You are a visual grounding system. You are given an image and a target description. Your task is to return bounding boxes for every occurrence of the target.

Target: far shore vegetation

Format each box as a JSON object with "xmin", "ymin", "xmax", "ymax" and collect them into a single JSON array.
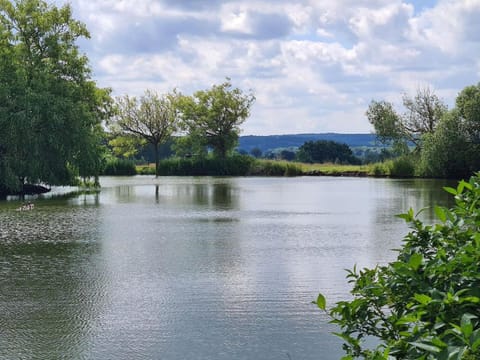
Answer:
[
  {"xmin": 131, "ymin": 159, "xmax": 372, "ymax": 178},
  {"xmin": 100, "ymin": 156, "xmax": 440, "ymax": 179}
]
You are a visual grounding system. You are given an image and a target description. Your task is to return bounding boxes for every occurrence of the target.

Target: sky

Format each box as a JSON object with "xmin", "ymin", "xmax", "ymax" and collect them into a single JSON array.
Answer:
[{"xmin": 62, "ymin": 0, "xmax": 480, "ymax": 135}]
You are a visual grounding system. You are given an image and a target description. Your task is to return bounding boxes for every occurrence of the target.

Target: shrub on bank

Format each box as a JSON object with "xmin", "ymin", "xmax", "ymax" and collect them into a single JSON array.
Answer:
[
  {"xmin": 387, "ymin": 156, "xmax": 416, "ymax": 177},
  {"xmin": 315, "ymin": 174, "xmax": 480, "ymax": 359},
  {"xmin": 368, "ymin": 162, "xmax": 389, "ymax": 177}
]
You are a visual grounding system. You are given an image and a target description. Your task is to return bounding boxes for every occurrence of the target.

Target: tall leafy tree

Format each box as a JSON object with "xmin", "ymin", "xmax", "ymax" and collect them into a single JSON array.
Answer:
[
  {"xmin": 455, "ymin": 82, "xmax": 480, "ymax": 142},
  {"xmin": 420, "ymin": 83, "xmax": 480, "ymax": 179},
  {"xmin": 178, "ymin": 80, "xmax": 255, "ymax": 159},
  {"xmin": 0, "ymin": 0, "xmax": 111, "ymax": 194},
  {"xmin": 110, "ymin": 90, "xmax": 180, "ymax": 177},
  {"xmin": 366, "ymin": 87, "xmax": 447, "ymax": 151}
]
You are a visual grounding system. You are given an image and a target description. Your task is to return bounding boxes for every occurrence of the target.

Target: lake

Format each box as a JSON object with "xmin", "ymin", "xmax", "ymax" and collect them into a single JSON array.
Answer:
[{"xmin": 0, "ymin": 176, "xmax": 453, "ymax": 360}]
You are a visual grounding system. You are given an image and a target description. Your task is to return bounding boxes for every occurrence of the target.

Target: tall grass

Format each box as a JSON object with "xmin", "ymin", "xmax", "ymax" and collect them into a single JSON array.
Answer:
[
  {"xmin": 102, "ymin": 158, "xmax": 137, "ymax": 176},
  {"xmin": 143, "ymin": 155, "xmax": 255, "ymax": 176},
  {"xmin": 249, "ymin": 160, "xmax": 302, "ymax": 176},
  {"xmin": 135, "ymin": 157, "xmax": 421, "ymax": 178}
]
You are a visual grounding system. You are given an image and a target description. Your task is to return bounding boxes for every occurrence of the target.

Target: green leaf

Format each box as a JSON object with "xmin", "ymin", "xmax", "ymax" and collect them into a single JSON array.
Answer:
[
  {"xmin": 333, "ymin": 332, "xmax": 359, "ymax": 346},
  {"xmin": 460, "ymin": 313, "xmax": 476, "ymax": 338},
  {"xmin": 434, "ymin": 206, "xmax": 447, "ymax": 223},
  {"xmin": 397, "ymin": 208, "xmax": 415, "ymax": 222},
  {"xmin": 414, "ymin": 293, "xmax": 432, "ymax": 305},
  {"xmin": 314, "ymin": 293, "xmax": 326, "ymax": 311},
  {"xmin": 431, "ymin": 337, "xmax": 447, "ymax": 349},
  {"xmin": 471, "ymin": 329, "xmax": 480, "ymax": 351},
  {"xmin": 409, "ymin": 342, "xmax": 441, "ymax": 353},
  {"xmin": 458, "ymin": 180, "xmax": 472, "ymax": 192},
  {"xmin": 409, "ymin": 253, "xmax": 423, "ymax": 271},
  {"xmin": 443, "ymin": 186, "xmax": 457, "ymax": 195}
]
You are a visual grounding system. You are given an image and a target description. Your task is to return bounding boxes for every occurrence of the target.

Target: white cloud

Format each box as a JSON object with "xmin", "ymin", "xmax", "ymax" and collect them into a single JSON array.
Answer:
[
  {"xmin": 348, "ymin": 3, "xmax": 414, "ymax": 40},
  {"xmin": 58, "ymin": 0, "xmax": 480, "ymax": 135},
  {"xmin": 408, "ymin": 0, "xmax": 480, "ymax": 54}
]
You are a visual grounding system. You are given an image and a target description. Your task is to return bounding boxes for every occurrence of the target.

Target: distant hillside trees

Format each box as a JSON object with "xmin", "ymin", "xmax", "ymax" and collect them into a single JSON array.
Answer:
[
  {"xmin": 0, "ymin": 0, "xmax": 111, "ymax": 195},
  {"xmin": 296, "ymin": 140, "xmax": 360, "ymax": 164}
]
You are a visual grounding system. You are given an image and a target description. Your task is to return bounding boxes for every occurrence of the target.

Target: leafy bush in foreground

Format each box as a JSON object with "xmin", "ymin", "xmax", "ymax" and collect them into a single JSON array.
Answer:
[{"xmin": 315, "ymin": 174, "xmax": 480, "ymax": 359}]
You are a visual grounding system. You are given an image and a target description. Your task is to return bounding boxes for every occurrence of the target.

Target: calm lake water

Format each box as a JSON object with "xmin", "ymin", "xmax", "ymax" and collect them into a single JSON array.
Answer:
[{"xmin": 0, "ymin": 176, "xmax": 453, "ymax": 360}]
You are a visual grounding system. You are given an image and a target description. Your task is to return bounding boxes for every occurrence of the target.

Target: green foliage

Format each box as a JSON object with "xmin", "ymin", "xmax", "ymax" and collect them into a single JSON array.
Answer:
[
  {"xmin": 171, "ymin": 135, "xmax": 208, "ymax": 159},
  {"xmin": 419, "ymin": 108, "xmax": 480, "ymax": 179},
  {"xmin": 108, "ymin": 134, "xmax": 146, "ymax": 159},
  {"xmin": 110, "ymin": 90, "xmax": 180, "ymax": 177},
  {"xmin": 369, "ymin": 84, "xmax": 480, "ymax": 179},
  {"xmin": 369, "ymin": 162, "xmax": 389, "ymax": 177},
  {"xmin": 367, "ymin": 87, "xmax": 446, "ymax": 151},
  {"xmin": 456, "ymin": 83, "xmax": 480, "ymax": 140},
  {"xmin": 296, "ymin": 140, "xmax": 360, "ymax": 164},
  {"xmin": 0, "ymin": 0, "xmax": 111, "ymax": 194},
  {"xmin": 157, "ymin": 154, "xmax": 254, "ymax": 176},
  {"xmin": 317, "ymin": 174, "xmax": 480, "ymax": 359},
  {"xmin": 138, "ymin": 157, "xmax": 303, "ymax": 177},
  {"xmin": 250, "ymin": 160, "xmax": 303, "ymax": 176},
  {"xmin": 102, "ymin": 158, "xmax": 137, "ymax": 176},
  {"xmin": 386, "ymin": 156, "xmax": 416, "ymax": 178},
  {"xmin": 177, "ymin": 79, "xmax": 255, "ymax": 159},
  {"xmin": 366, "ymin": 100, "xmax": 403, "ymax": 144}
]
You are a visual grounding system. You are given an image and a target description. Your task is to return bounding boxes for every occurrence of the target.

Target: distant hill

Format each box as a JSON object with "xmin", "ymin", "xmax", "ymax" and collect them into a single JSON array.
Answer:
[{"xmin": 238, "ymin": 133, "xmax": 380, "ymax": 153}]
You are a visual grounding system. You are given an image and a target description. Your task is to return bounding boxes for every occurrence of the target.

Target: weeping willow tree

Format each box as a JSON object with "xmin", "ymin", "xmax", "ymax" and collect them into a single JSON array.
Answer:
[{"xmin": 0, "ymin": 0, "xmax": 111, "ymax": 195}]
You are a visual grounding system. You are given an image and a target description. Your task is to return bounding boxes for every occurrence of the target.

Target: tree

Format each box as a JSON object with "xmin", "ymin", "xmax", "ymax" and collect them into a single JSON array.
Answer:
[
  {"xmin": 178, "ymin": 80, "xmax": 255, "ymax": 159},
  {"xmin": 107, "ymin": 134, "xmax": 146, "ymax": 160},
  {"xmin": 455, "ymin": 83, "xmax": 480, "ymax": 142},
  {"xmin": 367, "ymin": 87, "xmax": 447, "ymax": 151},
  {"xmin": 420, "ymin": 111, "xmax": 475, "ymax": 179},
  {"xmin": 111, "ymin": 90, "xmax": 180, "ymax": 177},
  {"xmin": 419, "ymin": 84, "xmax": 480, "ymax": 179},
  {"xmin": 315, "ymin": 175, "xmax": 480, "ymax": 359},
  {"xmin": 279, "ymin": 149, "xmax": 296, "ymax": 161},
  {"xmin": 366, "ymin": 100, "xmax": 402, "ymax": 144},
  {"xmin": 296, "ymin": 140, "xmax": 359, "ymax": 164},
  {"xmin": 250, "ymin": 147, "xmax": 262, "ymax": 158},
  {"xmin": 0, "ymin": 0, "xmax": 111, "ymax": 194}
]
